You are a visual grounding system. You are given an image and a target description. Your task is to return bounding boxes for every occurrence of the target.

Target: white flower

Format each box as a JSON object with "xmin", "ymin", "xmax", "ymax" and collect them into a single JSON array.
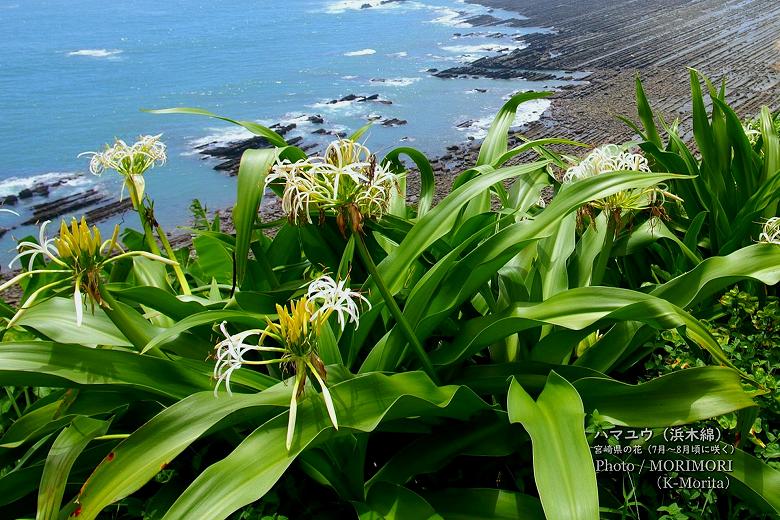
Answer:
[
  {"xmin": 265, "ymin": 139, "xmax": 400, "ymax": 225},
  {"xmin": 562, "ymin": 144, "xmax": 673, "ymax": 213},
  {"xmin": 563, "ymin": 144, "xmax": 651, "ymax": 183},
  {"xmin": 213, "ymin": 322, "xmax": 285, "ymax": 396},
  {"xmin": 8, "ymin": 220, "xmax": 65, "ymax": 271},
  {"xmin": 2, "ymin": 217, "xmax": 177, "ymax": 328},
  {"xmin": 307, "ymin": 274, "xmax": 371, "ymax": 330},
  {"xmin": 759, "ymin": 217, "xmax": 780, "ymax": 245},
  {"xmin": 80, "ymin": 134, "xmax": 166, "ymax": 207}
]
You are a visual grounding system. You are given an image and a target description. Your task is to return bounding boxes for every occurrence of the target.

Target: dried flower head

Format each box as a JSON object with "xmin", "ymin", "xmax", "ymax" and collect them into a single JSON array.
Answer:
[
  {"xmin": 80, "ymin": 134, "xmax": 167, "ymax": 208},
  {"xmin": 266, "ymin": 139, "xmax": 400, "ymax": 233}
]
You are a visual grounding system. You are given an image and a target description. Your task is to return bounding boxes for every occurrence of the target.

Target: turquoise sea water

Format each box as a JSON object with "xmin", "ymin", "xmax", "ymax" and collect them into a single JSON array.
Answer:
[{"xmin": 0, "ymin": 0, "xmax": 570, "ymax": 261}]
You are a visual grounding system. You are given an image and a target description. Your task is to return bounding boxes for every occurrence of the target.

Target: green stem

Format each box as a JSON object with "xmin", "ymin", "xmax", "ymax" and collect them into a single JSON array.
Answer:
[
  {"xmin": 98, "ymin": 284, "xmax": 164, "ymax": 358},
  {"xmin": 155, "ymin": 223, "xmax": 191, "ymax": 295},
  {"xmin": 591, "ymin": 212, "xmax": 618, "ymax": 286},
  {"xmin": 4, "ymin": 387, "xmax": 22, "ymax": 418},
  {"xmin": 139, "ymin": 206, "xmax": 162, "ymax": 256},
  {"xmin": 128, "ymin": 183, "xmax": 162, "ymax": 257},
  {"xmin": 353, "ymin": 232, "xmax": 439, "ymax": 384},
  {"xmin": 94, "ymin": 434, "xmax": 130, "ymax": 440}
]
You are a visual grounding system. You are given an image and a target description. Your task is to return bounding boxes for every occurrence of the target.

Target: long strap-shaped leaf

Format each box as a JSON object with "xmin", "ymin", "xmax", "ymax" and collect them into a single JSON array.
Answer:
[
  {"xmin": 578, "ymin": 243, "xmax": 780, "ymax": 371},
  {"xmin": 233, "ymin": 148, "xmax": 276, "ymax": 286},
  {"xmin": 145, "ymin": 107, "xmax": 288, "ymax": 147},
  {"xmin": 37, "ymin": 416, "xmax": 110, "ymax": 520},
  {"xmin": 73, "ymin": 384, "xmax": 294, "ymax": 520},
  {"xmin": 476, "ymin": 91, "xmax": 552, "ymax": 167},
  {"xmin": 507, "ymin": 373, "xmax": 598, "ymax": 520},
  {"xmin": 430, "ymin": 287, "xmax": 729, "ymax": 369},
  {"xmin": 355, "ymin": 482, "xmax": 442, "ymax": 519},
  {"xmin": 374, "ymin": 162, "xmax": 547, "ymax": 296},
  {"xmin": 424, "ymin": 488, "xmax": 545, "ymax": 520},
  {"xmin": 362, "ymin": 172, "xmax": 688, "ymax": 372},
  {"xmin": 0, "ymin": 342, "xmax": 273, "ymax": 399},
  {"xmin": 574, "ymin": 367, "xmax": 756, "ymax": 426},
  {"xmin": 160, "ymin": 370, "xmax": 490, "ymax": 519},
  {"xmin": 383, "ymin": 147, "xmax": 436, "ymax": 218}
]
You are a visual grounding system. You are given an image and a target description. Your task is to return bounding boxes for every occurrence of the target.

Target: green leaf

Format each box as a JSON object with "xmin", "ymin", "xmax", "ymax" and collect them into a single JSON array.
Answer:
[
  {"xmin": 161, "ymin": 369, "xmax": 490, "ymax": 520},
  {"xmin": 144, "ymin": 107, "xmax": 287, "ymax": 147},
  {"xmin": 635, "ymin": 75, "xmax": 663, "ymax": 147},
  {"xmin": 476, "ymin": 91, "xmax": 552, "ymax": 166},
  {"xmin": 75, "ymin": 386, "xmax": 293, "ymax": 520},
  {"xmin": 355, "ymin": 482, "xmax": 443, "ymax": 520},
  {"xmin": 424, "ymin": 489, "xmax": 545, "ymax": 520},
  {"xmin": 0, "ymin": 342, "xmax": 273, "ymax": 399},
  {"xmin": 15, "ymin": 297, "xmax": 132, "ymax": 347},
  {"xmin": 507, "ymin": 373, "xmax": 598, "ymax": 520},
  {"xmin": 142, "ymin": 309, "xmax": 268, "ymax": 354},
  {"xmin": 233, "ymin": 148, "xmax": 276, "ymax": 286},
  {"xmin": 37, "ymin": 417, "xmax": 110, "ymax": 520},
  {"xmin": 430, "ymin": 287, "xmax": 730, "ymax": 369},
  {"xmin": 574, "ymin": 367, "xmax": 756, "ymax": 426},
  {"xmin": 383, "ymin": 147, "xmax": 435, "ymax": 217},
  {"xmin": 374, "ymin": 162, "xmax": 547, "ymax": 296}
]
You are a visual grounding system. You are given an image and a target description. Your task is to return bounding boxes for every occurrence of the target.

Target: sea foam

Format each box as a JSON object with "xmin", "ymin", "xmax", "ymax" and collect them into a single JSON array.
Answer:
[
  {"xmin": 344, "ymin": 48, "xmax": 376, "ymax": 56},
  {"xmin": 455, "ymin": 98, "xmax": 550, "ymax": 139},
  {"xmin": 67, "ymin": 49, "xmax": 123, "ymax": 58},
  {"xmin": 0, "ymin": 171, "xmax": 88, "ymax": 197}
]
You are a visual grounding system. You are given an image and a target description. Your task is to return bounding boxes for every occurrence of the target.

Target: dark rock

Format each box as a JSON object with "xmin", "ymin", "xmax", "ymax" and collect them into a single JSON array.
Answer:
[
  {"xmin": 307, "ymin": 115, "xmax": 324, "ymax": 124},
  {"xmin": 456, "ymin": 120, "xmax": 474, "ymax": 128},
  {"xmin": 340, "ymin": 94, "xmax": 359, "ymax": 102},
  {"xmin": 447, "ymin": 145, "xmax": 459, "ymax": 151},
  {"xmin": 426, "ymin": 68, "xmax": 439, "ymax": 73},
  {"xmin": 365, "ymin": 94, "xmax": 380, "ymax": 100},
  {"xmin": 84, "ymin": 198, "xmax": 133, "ymax": 224},
  {"xmin": 23, "ymin": 188, "xmax": 108, "ymax": 224},
  {"xmin": 312, "ymin": 128, "xmax": 328, "ymax": 135},
  {"xmin": 270, "ymin": 123, "xmax": 296, "ymax": 135},
  {"xmin": 381, "ymin": 118, "xmax": 407, "ymax": 127},
  {"xmin": 440, "ymin": 154, "xmax": 453, "ymax": 161},
  {"xmin": 3, "ymin": 195, "xmax": 18, "ymax": 205},
  {"xmin": 18, "ymin": 189, "xmax": 33, "ymax": 199},
  {"xmin": 361, "ymin": 3, "xmax": 371, "ymax": 7}
]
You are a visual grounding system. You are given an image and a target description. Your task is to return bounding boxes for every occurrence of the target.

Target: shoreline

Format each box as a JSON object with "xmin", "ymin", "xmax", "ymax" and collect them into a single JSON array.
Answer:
[{"xmin": 2, "ymin": 0, "xmax": 779, "ymax": 299}]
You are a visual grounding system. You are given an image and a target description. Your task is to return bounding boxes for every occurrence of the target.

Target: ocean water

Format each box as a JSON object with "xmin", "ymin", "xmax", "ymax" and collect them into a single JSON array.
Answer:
[{"xmin": 0, "ymin": 0, "xmax": 574, "ymax": 263}]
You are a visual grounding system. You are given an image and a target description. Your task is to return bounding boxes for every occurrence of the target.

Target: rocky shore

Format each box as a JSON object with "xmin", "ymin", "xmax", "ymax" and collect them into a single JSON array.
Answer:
[
  {"xmin": 2, "ymin": 0, "xmax": 778, "ymax": 289},
  {"xmin": 194, "ymin": 0, "xmax": 780, "ymax": 206}
]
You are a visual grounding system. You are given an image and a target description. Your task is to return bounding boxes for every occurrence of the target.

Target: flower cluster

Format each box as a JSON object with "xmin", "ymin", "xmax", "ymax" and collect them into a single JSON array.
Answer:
[
  {"xmin": 266, "ymin": 139, "xmax": 400, "ymax": 233},
  {"xmin": 213, "ymin": 274, "xmax": 370, "ymax": 449},
  {"xmin": 80, "ymin": 134, "xmax": 167, "ymax": 208},
  {"xmin": 759, "ymin": 217, "xmax": 780, "ymax": 245},
  {"xmin": 2, "ymin": 217, "xmax": 176, "ymax": 327},
  {"xmin": 563, "ymin": 144, "xmax": 671, "ymax": 214},
  {"xmin": 742, "ymin": 112, "xmax": 780, "ymax": 146}
]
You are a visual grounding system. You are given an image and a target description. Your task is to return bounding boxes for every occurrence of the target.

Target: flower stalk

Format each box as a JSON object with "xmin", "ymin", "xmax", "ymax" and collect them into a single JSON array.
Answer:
[
  {"xmin": 81, "ymin": 135, "xmax": 190, "ymax": 294},
  {"xmin": 4, "ymin": 217, "xmax": 178, "ymax": 330},
  {"xmin": 353, "ymin": 232, "xmax": 439, "ymax": 384}
]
